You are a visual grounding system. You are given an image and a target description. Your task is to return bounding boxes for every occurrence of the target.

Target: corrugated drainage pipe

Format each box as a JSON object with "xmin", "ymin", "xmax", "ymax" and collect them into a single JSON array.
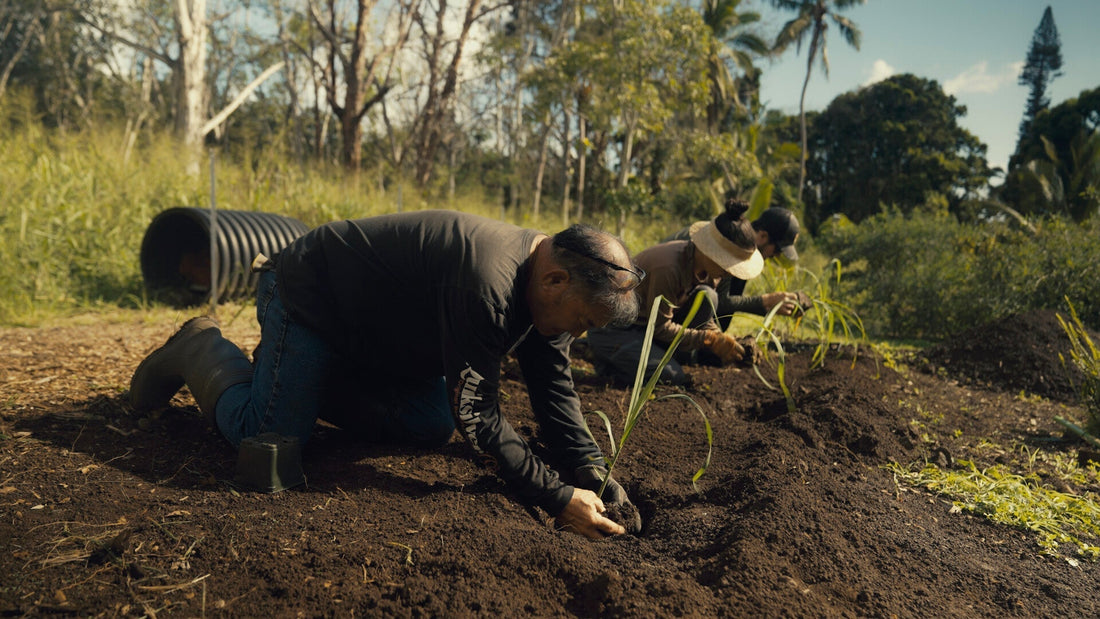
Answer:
[{"xmin": 140, "ymin": 207, "xmax": 310, "ymax": 306}]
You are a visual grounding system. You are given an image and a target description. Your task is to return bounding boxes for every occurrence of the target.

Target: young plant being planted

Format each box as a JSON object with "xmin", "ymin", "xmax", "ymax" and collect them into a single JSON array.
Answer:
[
  {"xmin": 747, "ymin": 258, "xmax": 870, "ymax": 412},
  {"xmin": 585, "ymin": 291, "xmax": 715, "ymax": 513}
]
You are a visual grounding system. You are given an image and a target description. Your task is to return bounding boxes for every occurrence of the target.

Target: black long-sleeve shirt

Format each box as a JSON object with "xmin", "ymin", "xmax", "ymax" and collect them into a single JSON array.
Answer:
[{"xmin": 274, "ymin": 210, "xmax": 603, "ymax": 514}]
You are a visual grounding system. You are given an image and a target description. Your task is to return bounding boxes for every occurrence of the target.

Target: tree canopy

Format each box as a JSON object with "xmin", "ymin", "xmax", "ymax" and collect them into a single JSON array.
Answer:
[
  {"xmin": 3, "ymin": 0, "xmax": 1097, "ymax": 228},
  {"xmin": 1002, "ymin": 86, "xmax": 1100, "ymax": 221},
  {"xmin": 804, "ymin": 73, "xmax": 991, "ymax": 227},
  {"xmin": 1017, "ymin": 5, "xmax": 1063, "ymax": 142}
]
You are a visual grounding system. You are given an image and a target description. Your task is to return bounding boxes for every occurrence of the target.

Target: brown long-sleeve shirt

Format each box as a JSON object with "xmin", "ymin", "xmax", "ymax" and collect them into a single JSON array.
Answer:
[{"xmin": 631, "ymin": 240, "xmax": 720, "ymax": 351}]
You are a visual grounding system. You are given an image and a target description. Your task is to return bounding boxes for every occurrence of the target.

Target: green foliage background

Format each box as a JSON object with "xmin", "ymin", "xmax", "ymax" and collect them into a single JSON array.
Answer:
[
  {"xmin": 0, "ymin": 109, "xmax": 408, "ymax": 324},
  {"xmin": 817, "ymin": 209, "xmax": 1100, "ymax": 340},
  {"xmin": 2, "ymin": 94, "xmax": 1097, "ymax": 339}
]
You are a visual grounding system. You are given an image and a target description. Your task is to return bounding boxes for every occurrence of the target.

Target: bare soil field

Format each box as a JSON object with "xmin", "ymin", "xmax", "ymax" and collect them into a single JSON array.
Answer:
[{"xmin": 2, "ymin": 307, "xmax": 1099, "ymax": 617}]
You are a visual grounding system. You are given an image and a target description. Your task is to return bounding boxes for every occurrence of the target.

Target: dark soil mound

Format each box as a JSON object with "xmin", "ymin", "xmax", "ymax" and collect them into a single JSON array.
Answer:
[
  {"xmin": 2, "ymin": 314, "xmax": 1098, "ymax": 617},
  {"xmin": 922, "ymin": 309, "xmax": 1092, "ymax": 402}
]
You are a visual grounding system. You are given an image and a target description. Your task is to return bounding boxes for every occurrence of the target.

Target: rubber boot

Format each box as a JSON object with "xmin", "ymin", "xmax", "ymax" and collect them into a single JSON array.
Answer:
[{"xmin": 130, "ymin": 316, "xmax": 254, "ymax": 423}]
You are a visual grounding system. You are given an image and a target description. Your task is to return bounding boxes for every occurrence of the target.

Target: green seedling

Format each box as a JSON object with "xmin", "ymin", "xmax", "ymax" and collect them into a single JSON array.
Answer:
[
  {"xmin": 751, "ymin": 302, "xmax": 795, "ymax": 412},
  {"xmin": 1057, "ymin": 297, "xmax": 1100, "ymax": 435},
  {"xmin": 741, "ymin": 259, "xmax": 869, "ymax": 412},
  {"xmin": 586, "ymin": 290, "xmax": 714, "ymax": 495},
  {"xmin": 791, "ymin": 260, "xmax": 869, "ymax": 371}
]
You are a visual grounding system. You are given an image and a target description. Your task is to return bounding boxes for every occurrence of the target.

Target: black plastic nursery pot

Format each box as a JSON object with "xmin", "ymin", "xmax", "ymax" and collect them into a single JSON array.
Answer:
[
  {"xmin": 235, "ymin": 433, "xmax": 306, "ymax": 493},
  {"xmin": 139, "ymin": 207, "xmax": 310, "ymax": 306}
]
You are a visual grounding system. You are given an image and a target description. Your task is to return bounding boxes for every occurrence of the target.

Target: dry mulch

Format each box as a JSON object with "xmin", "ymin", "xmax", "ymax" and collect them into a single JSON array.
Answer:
[{"xmin": 2, "ymin": 307, "xmax": 1099, "ymax": 617}]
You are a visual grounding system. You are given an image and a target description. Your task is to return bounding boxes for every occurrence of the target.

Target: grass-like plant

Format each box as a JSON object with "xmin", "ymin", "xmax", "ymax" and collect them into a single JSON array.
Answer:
[
  {"xmin": 585, "ymin": 290, "xmax": 714, "ymax": 495},
  {"xmin": 1057, "ymin": 298, "xmax": 1100, "ymax": 436},
  {"xmin": 0, "ymin": 113, "xmax": 692, "ymax": 326},
  {"xmin": 887, "ymin": 460, "xmax": 1100, "ymax": 562},
  {"xmin": 750, "ymin": 304, "xmax": 795, "ymax": 412},
  {"xmin": 742, "ymin": 258, "xmax": 870, "ymax": 412},
  {"xmin": 787, "ymin": 259, "xmax": 868, "ymax": 369}
]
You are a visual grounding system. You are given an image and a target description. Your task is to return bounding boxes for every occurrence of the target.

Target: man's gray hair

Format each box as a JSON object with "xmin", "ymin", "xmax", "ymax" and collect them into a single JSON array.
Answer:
[{"xmin": 550, "ymin": 224, "xmax": 640, "ymax": 327}]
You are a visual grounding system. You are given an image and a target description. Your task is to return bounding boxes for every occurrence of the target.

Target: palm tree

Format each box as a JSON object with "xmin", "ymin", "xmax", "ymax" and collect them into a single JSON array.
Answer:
[
  {"xmin": 702, "ymin": 0, "xmax": 772, "ymax": 133},
  {"xmin": 770, "ymin": 0, "xmax": 863, "ymax": 204},
  {"xmin": 1014, "ymin": 130, "xmax": 1100, "ymax": 222}
]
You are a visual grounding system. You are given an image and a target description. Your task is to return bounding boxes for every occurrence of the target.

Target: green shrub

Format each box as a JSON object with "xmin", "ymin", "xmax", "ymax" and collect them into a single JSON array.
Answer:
[{"xmin": 818, "ymin": 209, "xmax": 1100, "ymax": 340}]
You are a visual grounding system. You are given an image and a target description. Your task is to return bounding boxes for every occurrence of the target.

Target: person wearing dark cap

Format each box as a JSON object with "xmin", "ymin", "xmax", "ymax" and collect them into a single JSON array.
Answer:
[
  {"xmin": 664, "ymin": 202, "xmax": 808, "ymax": 331},
  {"xmin": 753, "ymin": 206, "xmax": 801, "ymax": 264},
  {"xmin": 586, "ymin": 200, "xmax": 763, "ymax": 385}
]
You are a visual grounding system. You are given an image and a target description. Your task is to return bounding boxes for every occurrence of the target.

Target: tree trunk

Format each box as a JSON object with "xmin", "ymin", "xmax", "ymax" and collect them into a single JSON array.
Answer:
[
  {"xmin": 561, "ymin": 106, "xmax": 573, "ymax": 227},
  {"xmin": 311, "ymin": 0, "xmax": 413, "ymax": 171},
  {"xmin": 414, "ymin": 0, "xmax": 483, "ymax": 186},
  {"xmin": 176, "ymin": 0, "xmax": 208, "ymax": 173},
  {"xmin": 273, "ymin": 0, "xmax": 303, "ymax": 161},
  {"xmin": 508, "ymin": 7, "xmax": 535, "ymax": 219},
  {"xmin": 340, "ymin": 0, "xmax": 370, "ymax": 170},
  {"xmin": 122, "ymin": 56, "xmax": 155, "ymax": 165},
  {"xmin": 616, "ymin": 116, "xmax": 636, "ymax": 236},
  {"xmin": 576, "ymin": 113, "xmax": 587, "ymax": 223},
  {"xmin": 532, "ymin": 111, "xmax": 552, "ymax": 220},
  {"xmin": 797, "ymin": 27, "xmax": 822, "ymax": 205},
  {"xmin": 0, "ymin": 14, "xmax": 39, "ymax": 102}
]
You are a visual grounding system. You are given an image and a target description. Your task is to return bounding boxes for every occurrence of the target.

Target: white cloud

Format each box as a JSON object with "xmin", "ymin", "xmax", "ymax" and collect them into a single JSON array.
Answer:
[
  {"xmin": 863, "ymin": 59, "xmax": 896, "ymax": 87},
  {"xmin": 943, "ymin": 61, "xmax": 1024, "ymax": 95}
]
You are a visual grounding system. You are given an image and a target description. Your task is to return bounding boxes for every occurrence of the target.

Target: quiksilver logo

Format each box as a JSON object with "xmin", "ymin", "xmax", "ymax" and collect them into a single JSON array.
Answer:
[{"xmin": 457, "ymin": 365, "xmax": 485, "ymax": 452}]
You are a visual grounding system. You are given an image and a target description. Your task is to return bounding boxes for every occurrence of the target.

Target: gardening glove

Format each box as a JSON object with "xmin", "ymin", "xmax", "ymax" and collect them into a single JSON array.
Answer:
[
  {"xmin": 794, "ymin": 291, "xmax": 813, "ymax": 312},
  {"xmin": 574, "ymin": 465, "xmax": 642, "ymax": 535},
  {"xmin": 703, "ymin": 330, "xmax": 744, "ymax": 365},
  {"xmin": 736, "ymin": 335, "xmax": 758, "ymax": 368}
]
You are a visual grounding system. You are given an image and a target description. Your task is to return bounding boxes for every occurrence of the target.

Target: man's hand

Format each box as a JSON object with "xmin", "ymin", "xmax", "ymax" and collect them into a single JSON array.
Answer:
[
  {"xmin": 574, "ymin": 465, "xmax": 643, "ymax": 534},
  {"xmin": 554, "ymin": 488, "xmax": 626, "ymax": 539},
  {"xmin": 762, "ymin": 291, "xmax": 813, "ymax": 316},
  {"xmin": 703, "ymin": 330, "xmax": 745, "ymax": 364}
]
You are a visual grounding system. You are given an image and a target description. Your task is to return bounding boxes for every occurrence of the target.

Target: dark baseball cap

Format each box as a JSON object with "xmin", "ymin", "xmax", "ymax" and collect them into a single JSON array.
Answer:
[{"xmin": 754, "ymin": 208, "xmax": 800, "ymax": 262}]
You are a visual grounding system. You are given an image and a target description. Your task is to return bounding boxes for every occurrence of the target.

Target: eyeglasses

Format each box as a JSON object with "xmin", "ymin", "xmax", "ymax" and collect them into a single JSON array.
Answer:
[{"xmin": 564, "ymin": 247, "xmax": 647, "ymax": 291}]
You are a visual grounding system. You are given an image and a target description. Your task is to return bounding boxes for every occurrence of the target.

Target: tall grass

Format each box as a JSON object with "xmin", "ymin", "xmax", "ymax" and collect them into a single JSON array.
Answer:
[
  {"xmin": 0, "ymin": 109, "xmax": 683, "ymax": 325},
  {"xmin": 0, "ymin": 117, "xmax": 465, "ymax": 325}
]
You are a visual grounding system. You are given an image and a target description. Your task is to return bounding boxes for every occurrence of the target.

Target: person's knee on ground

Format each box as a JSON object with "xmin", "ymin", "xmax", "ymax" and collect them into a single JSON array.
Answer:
[{"xmin": 591, "ymin": 331, "xmax": 690, "ymax": 385}]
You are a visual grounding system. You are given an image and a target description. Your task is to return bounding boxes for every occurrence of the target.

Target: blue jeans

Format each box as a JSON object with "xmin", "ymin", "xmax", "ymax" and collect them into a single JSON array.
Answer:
[
  {"xmin": 215, "ymin": 271, "xmax": 455, "ymax": 447},
  {"xmin": 586, "ymin": 285, "xmax": 719, "ymax": 385}
]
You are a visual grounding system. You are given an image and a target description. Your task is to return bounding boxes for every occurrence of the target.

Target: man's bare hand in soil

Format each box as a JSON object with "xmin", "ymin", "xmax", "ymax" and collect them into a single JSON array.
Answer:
[{"xmin": 555, "ymin": 488, "xmax": 625, "ymax": 539}]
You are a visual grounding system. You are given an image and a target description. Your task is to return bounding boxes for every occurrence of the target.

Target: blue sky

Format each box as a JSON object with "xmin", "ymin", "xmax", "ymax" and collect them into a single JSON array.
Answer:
[{"xmin": 752, "ymin": 0, "xmax": 1100, "ymax": 181}]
